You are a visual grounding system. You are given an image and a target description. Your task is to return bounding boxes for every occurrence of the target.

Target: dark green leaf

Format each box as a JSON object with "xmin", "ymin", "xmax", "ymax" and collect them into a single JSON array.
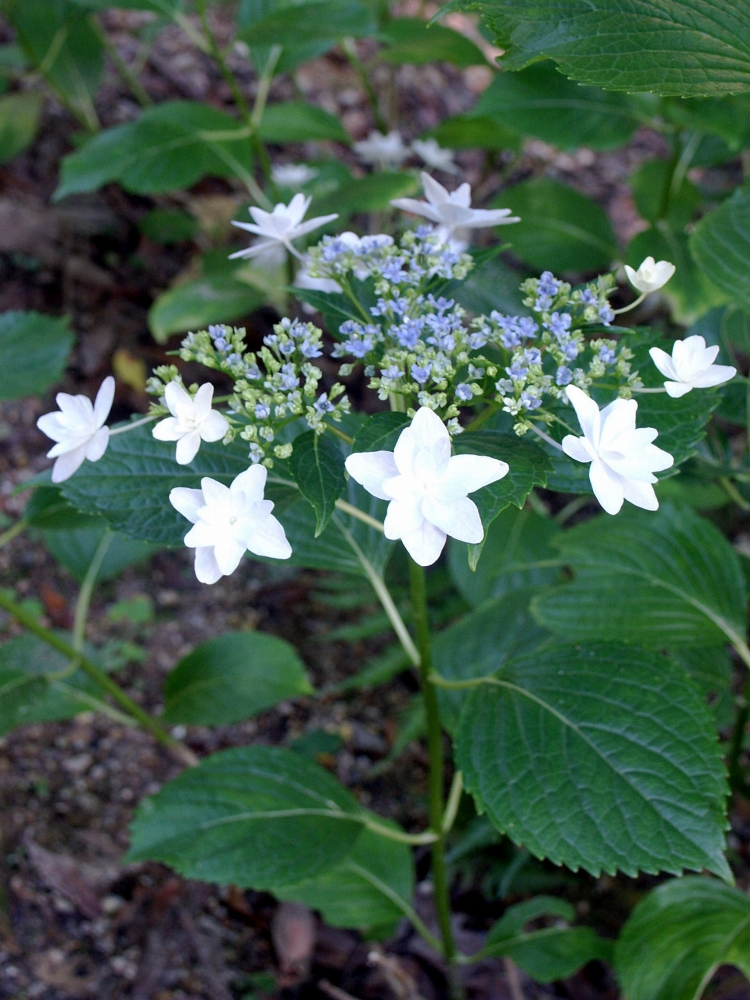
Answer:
[
  {"xmin": 452, "ymin": 256, "xmax": 530, "ymax": 317},
  {"xmin": 148, "ymin": 271, "xmax": 265, "ymax": 343},
  {"xmin": 289, "ymin": 430, "xmax": 346, "ymax": 536},
  {"xmin": 474, "ymin": 61, "xmax": 641, "ymax": 151},
  {"xmin": 455, "ymin": 643, "xmax": 730, "ymax": 878},
  {"xmin": 497, "ymin": 179, "xmax": 617, "ymax": 272},
  {"xmin": 0, "ymin": 311, "xmax": 73, "ymax": 399},
  {"xmin": 237, "ymin": 0, "xmax": 336, "ymax": 75},
  {"xmin": 445, "ymin": 0, "xmax": 750, "ymax": 97},
  {"xmin": 533, "ymin": 502, "xmax": 747, "ymax": 648},
  {"xmin": 126, "ymin": 745, "xmax": 366, "ymax": 887},
  {"xmin": 690, "ymin": 184, "xmax": 750, "ymax": 312},
  {"xmin": 259, "ymin": 102, "xmax": 351, "ymax": 145},
  {"xmin": 425, "ymin": 115, "xmax": 520, "ymax": 152},
  {"xmin": 629, "ymin": 158, "xmax": 701, "ymax": 229},
  {"xmin": 139, "ymin": 208, "xmax": 197, "ymax": 245},
  {"xmin": 163, "ymin": 631, "xmax": 312, "ymax": 725},
  {"xmin": 662, "ymin": 95, "xmax": 750, "ymax": 150},
  {"xmin": 313, "ymin": 172, "xmax": 419, "ymax": 218},
  {"xmin": 238, "ymin": 0, "xmax": 375, "ymax": 46},
  {"xmin": 381, "ymin": 18, "xmax": 485, "ymax": 67},
  {"xmin": 0, "ymin": 91, "xmax": 42, "ymax": 164},
  {"xmin": 41, "ymin": 524, "xmax": 160, "ymax": 584},
  {"xmin": 449, "ymin": 506, "xmax": 561, "ymax": 608},
  {"xmin": 350, "ymin": 411, "xmax": 409, "ymax": 453},
  {"xmin": 56, "ymin": 102, "xmax": 252, "ymax": 200},
  {"xmin": 615, "ymin": 877, "xmax": 750, "ymax": 1000},
  {"xmin": 672, "ymin": 647, "xmax": 734, "ymax": 729},
  {"xmin": 274, "ymin": 825, "xmax": 414, "ymax": 936}
]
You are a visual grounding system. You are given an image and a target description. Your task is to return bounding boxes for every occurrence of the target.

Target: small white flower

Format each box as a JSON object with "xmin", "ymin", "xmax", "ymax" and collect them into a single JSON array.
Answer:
[
  {"xmin": 152, "ymin": 382, "xmax": 229, "ymax": 465},
  {"xmin": 411, "ymin": 138, "xmax": 458, "ymax": 174},
  {"xmin": 230, "ymin": 193, "xmax": 338, "ymax": 262},
  {"xmin": 391, "ymin": 172, "xmax": 519, "ymax": 245},
  {"xmin": 353, "ymin": 130, "xmax": 409, "ymax": 169},
  {"xmin": 295, "ymin": 262, "xmax": 342, "ymax": 295},
  {"xmin": 649, "ymin": 335, "xmax": 736, "ymax": 398},
  {"xmin": 271, "ymin": 163, "xmax": 318, "ymax": 189},
  {"xmin": 562, "ymin": 385, "xmax": 673, "ymax": 516},
  {"xmin": 345, "ymin": 406, "xmax": 508, "ymax": 566},
  {"xmin": 170, "ymin": 467, "xmax": 292, "ymax": 584},
  {"xmin": 624, "ymin": 256, "xmax": 675, "ymax": 294},
  {"xmin": 37, "ymin": 376, "xmax": 114, "ymax": 483}
]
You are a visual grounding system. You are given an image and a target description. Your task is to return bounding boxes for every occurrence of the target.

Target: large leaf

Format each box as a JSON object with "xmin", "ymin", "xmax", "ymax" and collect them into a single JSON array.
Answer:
[
  {"xmin": 313, "ymin": 172, "xmax": 418, "ymax": 218},
  {"xmin": 238, "ymin": 0, "xmax": 375, "ymax": 46},
  {"xmin": 615, "ymin": 877, "xmax": 750, "ymax": 1000},
  {"xmin": 425, "ymin": 115, "xmax": 520, "ymax": 152},
  {"xmin": 259, "ymin": 102, "xmax": 351, "ymax": 145},
  {"xmin": 0, "ymin": 311, "xmax": 73, "ymax": 399},
  {"xmin": 163, "ymin": 632, "xmax": 311, "ymax": 725},
  {"xmin": 9, "ymin": 0, "xmax": 102, "ymax": 129},
  {"xmin": 455, "ymin": 643, "xmax": 730, "ymax": 879},
  {"xmin": 127, "ymin": 745, "xmax": 366, "ymax": 887},
  {"xmin": 533, "ymin": 502, "xmax": 747, "ymax": 649},
  {"xmin": 474, "ymin": 61, "xmax": 641, "ymax": 151},
  {"xmin": 350, "ymin": 411, "xmax": 409, "ymax": 453},
  {"xmin": 148, "ymin": 272, "xmax": 265, "ymax": 344},
  {"xmin": 690, "ymin": 184, "xmax": 750, "ymax": 312},
  {"xmin": 497, "ymin": 179, "xmax": 617, "ymax": 272},
  {"xmin": 0, "ymin": 91, "xmax": 42, "ymax": 164},
  {"xmin": 483, "ymin": 896, "xmax": 613, "ymax": 982},
  {"xmin": 444, "ymin": 0, "xmax": 750, "ymax": 97},
  {"xmin": 380, "ymin": 18, "xmax": 486, "ymax": 67},
  {"xmin": 274, "ymin": 825, "xmax": 414, "ymax": 936},
  {"xmin": 237, "ymin": 0, "xmax": 337, "ymax": 75},
  {"xmin": 449, "ymin": 506, "xmax": 561, "ymax": 608},
  {"xmin": 55, "ymin": 102, "xmax": 253, "ymax": 200},
  {"xmin": 289, "ymin": 430, "xmax": 346, "ymax": 536},
  {"xmin": 434, "ymin": 588, "xmax": 551, "ymax": 732}
]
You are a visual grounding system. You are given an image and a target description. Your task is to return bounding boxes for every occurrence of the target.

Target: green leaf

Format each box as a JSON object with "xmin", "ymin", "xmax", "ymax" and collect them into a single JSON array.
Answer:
[
  {"xmin": 55, "ymin": 101, "xmax": 252, "ymax": 200},
  {"xmin": 9, "ymin": 0, "xmax": 102, "ymax": 129},
  {"xmin": 289, "ymin": 430, "xmax": 346, "ymax": 536},
  {"xmin": 455, "ymin": 643, "xmax": 730, "ymax": 879},
  {"xmin": 0, "ymin": 91, "xmax": 42, "ymax": 164},
  {"xmin": 312, "ymin": 172, "xmax": 418, "ymax": 218},
  {"xmin": 497, "ymin": 179, "xmax": 617, "ymax": 272},
  {"xmin": 662, "ymin": 95, "xmax": 750, "ymax": 150},
  {"xmin": 630, "ymin": 158, "xmax": 701, "ymax": 229},
  {"xmin": 0, "ymin": 311, "xmax": 73, "ymax": 399},
  {"xmin": 453, "ymin": 431, "xmax": 551, "ymax": 568},
  {"xmin": 41, "ymin": 524, "xmax": 160, "ymax": 584},
  {"xmin": 350, "ymin": 411, "xmax": 409, "ymax": 453},
  {"xmin": 259, "ymin": 101, "xmax": 351, "ymax": 145},
  {"xmin": 672, "ymin": 647, "xmax": 734, "ymax": 730},
  {"xmin": 484, "ymin": 896, "xmax": 613, "ymax": 982},
  {"xmin": 237, "ymin": 0, "xmax": 337, "ymax": 75},
  {"xmin": 452, "ymin": 255, "xmax": 530, "ymax": 316},
  {"xmin": 127, "ymin": 745, "xmax": 366, "ymax": 887},
  {"xmin": 425, "ymin": 115, "xmax": 520, "ymax": 152},
  {"xmin": 449, "ymin": 506, "xmax": 561, "ymax": 608},
  {"xmin": 474, "ymin": 61, "xmax": 641, "ymax": 151},
  {"xmin": 139, "ymin": 208, "xmax": 198, "ymax": 245},
  {"xmin": 148, "ymin": 271, "xmax": 265, "ymax": 343},
  {"xmin": 446, "ymin": 0, "xmax": 750, "ymax": 97},
  {"xmin": 163, "ymin": 631, "xmax": 312, "ymax": 725},
  {"xmin": 615, "ymin": 877, "xmax": 750, "ymax": 1000},
  {"xmin": 238, "ymin": 0, "xmax": 375, "ymax": 46},
  {"xmin": 533, "ymin": 502, "xmax": 747, "ymax": 649},
  {"xmin": 71, "ymin": 0, "xmax": 180, "ymax": 9},
  {"xmin": 690, "ymin": 184, "xmax": 750, "ymax": 312},
  {"xmin": 434, "ymin": 588, "xmax": 551, "ymax": 732},
  {"xmin": 274, "ymin": 825, "xmax": 414, "ymax": 936},
  {"xmin": 381, "ymin": 18, "xmax": 485, "ymax": 67}
]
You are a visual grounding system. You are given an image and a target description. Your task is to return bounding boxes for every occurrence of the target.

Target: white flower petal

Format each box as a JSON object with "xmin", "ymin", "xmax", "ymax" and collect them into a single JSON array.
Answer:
[
  {"xmin": 231, "ymin": 465, "xmax": 268, "ymax": 501},
  {"xmin": 565, "ymin": 386, "xmax": 601, "ymax": 446},
  {"xmin": 621, "ymin": 478, "xmax": 659, "ymax": 511},
  {"xmin": 400, "ymin": 521, "xmax": 447, "ymax": 567},
  {"xmin": 383, "ymin": 496, "xmax": 424, "ymax": 539},
  {"xmin": 164, "ymin": 380, "xmax": 194, "ymax": 420},
  {"xmin": 36, "ymin": 412, "xmax": 67, "ymax": 442},
  {"xmin": 649, "ymin": 346, "xmax": 679, "ymax": 382},
  {"xmin": 51, "ymin": 445, "xmax": 88, "ymax": 483},
  {"xmin": 93, "ymin": 376, "xmax": 115, "ymax": 427},
  {"xmin": 390, "ymin": 197, "xmax": 443, "ymax": 224},
  {"xmin": 246, "ymin": 514, "xmax": 292, "ymax": 560},
  {"xmin": 194, "ymin": 546, "xmax": 223, "ymax": 584},
  {"xmin": 199, "ymin": 409, "xmax": 229, "ymax": 443},
  {"xmin": 175, "ymin": 431, "xmax": 202, "ymax": 465},
  {"xmin": 422, "ymin": 495, "xmax": 483, "ymax": 544},
  {"xmin": 664, "ymin": 380, "xmax": 693, "ymax": 398},
  {"xmin": 562, "ymin": 434, "xmax": 594, "ymax": 464},
  {"xmin": 213, "ymin": 535, "xmax": 246, "ymax": 576},
  {"xmin": 345, "ymin": 450, "xmax": 399, "ymax": 501},
  {"xmin": 691, "ymin": 364, "xmax": 737, "ymax": 388},
  {"xmin": 192, "ymin": 383, "xmax": 215, "ymax": 421},
  {"xmin": 200, "ymin": 477, "xmax": 230, "ymax": 507},
  {"xmin": 589, "ymin": 460, "xmax": 625, "ymax": 515},
  {"xmin": 434, "ymin": 454, "xmax": 508, "ymax": 501},
  {"xmin": 405, "ymin": 406, "xmax": 451, "ymax": 482},
  {"xmin": 170, "ymin": 487, "xmax": 205, "ymax": 524},
  {"xmin": 85, "ymin": 426, "xmax": 109, "ymax": 463},
  {"xmin": 152, "ymin": 416, "xmax": 183, "ymax": 442}
]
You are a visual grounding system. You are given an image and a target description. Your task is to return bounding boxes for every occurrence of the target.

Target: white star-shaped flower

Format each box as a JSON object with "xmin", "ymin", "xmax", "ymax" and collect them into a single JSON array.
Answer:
[
  {"xmin": 230, "ymin": 193, "xmax": 338, "ymax": 262},
  {"xmin": 391, "ymin": 172, "xmax": 519, "ymax": 245},
  {"xmin": 345, "ymin": 406, "xmax": 508, "ymax": 566},
  {"xmin": 411, "ymin": 138, "xmax": 458, "ymax": 174},
  {"xmin": 562, "ymin": 385, "xmax": 673, "ymax": 516},
  {"xmin": 624, "ymin": 256, "xmax": 675, "ymax": 294},
  {"xmin": 170, "ymin": 467, "xmax": 292, "ymax": 584},
  {"xmin": 353, "ymin": 130, "xmax": 409, "ymax": 169},
  {"xmin": 152, "ymin": 382, "xmax": 229, "ymax": 465},
  {"xmin": 649, "ymin": 335, "xmax": 736, "ymax": 398},
  {"xmin": 37, "ymin": 376, "xmax": 114, "ymax": 483},
  {"xmin": 271, "ymin": 163, "xmax": 318, "ymax": 189}
]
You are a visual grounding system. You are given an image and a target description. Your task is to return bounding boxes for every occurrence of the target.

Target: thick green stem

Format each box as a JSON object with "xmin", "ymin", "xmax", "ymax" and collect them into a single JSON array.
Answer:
[
  {"xmin": 0, "ymin": 591, "xmax": 197, "ymax": 767},
  {"xmin": 408, "ymin": 558, "xmax": 461, "ymax": 995}
]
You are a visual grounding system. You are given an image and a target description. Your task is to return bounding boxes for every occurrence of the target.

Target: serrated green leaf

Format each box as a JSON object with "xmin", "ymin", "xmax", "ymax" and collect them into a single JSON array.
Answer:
[
  {"xmin": 455, "ymin": 643, "xmax": 730, "ymax": 879},
  {"xmin": 350, "ymin": 411, "xmax": 409, "ymax": 453},
  {"xmin": 259, "ymin": 101, "xmax": 351, "ymax": 144},
  {"xmin": 672, "ymin": 647, "xmax": 734, "ymax": 729},
  {"xmin": 662, "ymin": 95, "xmax": 750, "ymax": 150},
  {"xmin": 534, "ymin": 502, "xmax": 746, "ymax": 648},
  {"xmin": 126, "ymin": 745, "xmax": 366, "ymax": 887},
  {"xmin": 474, "ymin": 61, "xmax": 641, "ymax": 151},
  {"xmin": 425, "ymin": 115, "xmax": 520, "ymax": 152},
  {"xmin": 444, "ymin": 0, "xmax": 750, "ymax": 97},
  {"xmin": 0, "ymin": 91, "xmax": 42, "ymax": 164},
  {"xmin": 290, "ymin": 430, "xmax": 346, "ymax": 535},
  {"xmin": 274, "ymin": 825, "xmax": 414, "ymax": 936},
  {"xmin": 690, "ymin": 184, "xmax": 750, "ymax": 312},
  {"xmin": 148, "ymin": 272, "xmax": 265, "ymax": 343},
  {"xmin": 449, "ymin": 506, "xmax": 561, "ymax": 608},
  {"xmin": 434, "ymin": 588, "xmax": 551, "ymax": 732},
  {"xmin": 497, "ymin": 179, "xmax": 617, "ymax": 272},
  {"xmin": 55, "ymin": 101, "xmax": 252, "ymax": 200},
  {"xmin": 615, "ymin": 877, "xmax": 750, "ymax": 1000},
  {"xmin": 0, "ymin": 311, "xmax": 73, "ymax": 399},
  {"xmin": 381, "ymin": 18, "xmax": 485, "ymax": 67},
  {"xmin": 163, "ymin": 631, "xmax": 312, "ymax": 725}
]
